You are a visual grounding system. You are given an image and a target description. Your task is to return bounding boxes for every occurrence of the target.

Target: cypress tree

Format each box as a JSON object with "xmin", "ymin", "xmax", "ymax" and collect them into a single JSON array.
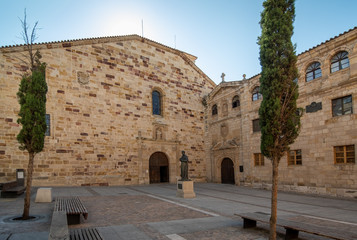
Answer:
[
  {"xmin": 16, "ymin": 11, "xmax": 47, "ymax": 220},
  {"xmin": 258, "ymin": 0, "xmax": 301, "ymax": 239}
]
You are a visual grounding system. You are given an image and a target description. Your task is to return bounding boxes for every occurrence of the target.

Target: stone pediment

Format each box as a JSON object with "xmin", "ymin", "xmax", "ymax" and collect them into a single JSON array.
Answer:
[{"xmin": 208, "ymin": 82, "xmax": 241, "ymax": 100}]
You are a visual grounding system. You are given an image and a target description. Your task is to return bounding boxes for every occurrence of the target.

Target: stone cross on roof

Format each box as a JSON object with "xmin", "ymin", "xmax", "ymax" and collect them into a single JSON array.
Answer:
[{"xmin": 221, "ymin": 73, "xmax": 225, "ymax": 82}]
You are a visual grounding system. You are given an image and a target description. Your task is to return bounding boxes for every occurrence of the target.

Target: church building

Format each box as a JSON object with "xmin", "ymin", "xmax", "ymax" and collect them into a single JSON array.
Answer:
[
  {"xmin": 205, "ymin": 27, "xmax": 357, "ymax": 198},
  {"xmin": 0, "ymin": 28, "xmax": 356, "ymax": 198},
  {"xmin": 0, "ymin": 35, "xmax": 215, "ymax": 186}
]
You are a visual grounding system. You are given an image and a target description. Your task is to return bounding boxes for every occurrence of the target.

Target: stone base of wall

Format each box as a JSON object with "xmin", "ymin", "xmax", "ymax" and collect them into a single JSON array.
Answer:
[{"xmin": 243, "ymin": 182, "xmax": 357, "ymax": 199}]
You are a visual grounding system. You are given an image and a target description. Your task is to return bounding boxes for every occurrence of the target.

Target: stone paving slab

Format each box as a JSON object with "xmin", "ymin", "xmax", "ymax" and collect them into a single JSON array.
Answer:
[
  {"xmin": 98, "ymin": 225, "xmax": 153, "ymax": 240},
  {"xmin": 7, "ymin": 231, "xmax": 48, "ymax": 240},
  {"xmin": 0, "ymin": 234, "xmax": 10, "ymax": 240},
  {"xmin": 179, "ymin": 226, "xmax": 278, "ymax": 240},
  {"xmin": 146, "ymin": 216, "xmax": 240, "ymax": 235}
]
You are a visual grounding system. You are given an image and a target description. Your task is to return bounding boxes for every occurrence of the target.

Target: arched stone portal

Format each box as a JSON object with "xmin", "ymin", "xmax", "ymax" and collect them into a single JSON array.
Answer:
[
  {"xmin": 221, "ymin": 158, "xmax": 235, "ymax": 184},
  {"xmin": 149, "ymin": 152, "xmax": 169, "ymax": 183}
]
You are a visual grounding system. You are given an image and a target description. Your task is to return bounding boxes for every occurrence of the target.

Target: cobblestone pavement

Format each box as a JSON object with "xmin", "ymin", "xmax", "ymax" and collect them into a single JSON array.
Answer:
[{"xmin": 1, "ymin": 183, "xmax": 356, "ymax": 240}]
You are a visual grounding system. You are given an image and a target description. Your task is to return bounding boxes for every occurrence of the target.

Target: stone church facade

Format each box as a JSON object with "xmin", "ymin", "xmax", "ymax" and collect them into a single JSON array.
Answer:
[
  {"xmin": 0, "ymin": 35, "xmax": 215, "ymax": 186},
  {"xmin": 205, "ymin": 27, "xmax": 357, "ymax": 198},
  {"xmin": 1, "ymin": 28, "xmax": 356, "ymax": 197}
]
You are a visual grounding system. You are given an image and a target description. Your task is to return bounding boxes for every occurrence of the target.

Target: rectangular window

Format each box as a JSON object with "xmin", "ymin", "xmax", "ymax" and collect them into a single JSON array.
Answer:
[
  {"xmin": 334, "ymin": 145, "xmax": 355, "ymax": 164},
  {"xmin": 306, "ymin": 71, "xmax": 314, "ymax": 82},
  {"xmin": 331, "ymin": 62, "xmax": 340, "ymax": 73},
  {"xmin": 332, "ymin": 95, "xmax": 353, "ymax": 117},
  {"xmin": 287, "ymin": 149, "xmax": 302, "ymax": 166},
  {"xmin": 45, "ymin": 114, "xmax": 50, "ymax": 136},
  {"xmin": 254, "ymin": 153, "xmax": 264, "ymax": 166},
  {"xmin": 253, "ymin": 119, "xmax": 260, "ymax": 133}
]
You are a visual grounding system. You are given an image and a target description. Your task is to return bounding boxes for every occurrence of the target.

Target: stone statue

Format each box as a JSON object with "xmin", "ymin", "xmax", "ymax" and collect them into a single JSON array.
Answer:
[{"xmin": 179, "ymin": 151, "xmax": 189, "ymax": 181}]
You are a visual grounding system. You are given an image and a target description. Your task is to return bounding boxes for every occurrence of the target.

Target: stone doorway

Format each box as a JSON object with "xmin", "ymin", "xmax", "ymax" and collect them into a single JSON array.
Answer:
[
  {"xmin": 149, "ymin": 152, "xmax": 169, "ymax": 183},
  {"xmin": 221, "ymin": 158, "xmax": 235, "ymax": 184}
]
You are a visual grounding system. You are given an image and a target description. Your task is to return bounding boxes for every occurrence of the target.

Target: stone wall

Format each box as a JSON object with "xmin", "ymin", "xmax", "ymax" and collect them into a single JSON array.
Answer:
[
  {"xmin": 0, "ymin": 35, "xmax": 215, "ymax": 186},
  {"xmin": 206, "ymin": 28, "xmax": 357, "ymax": 198}
]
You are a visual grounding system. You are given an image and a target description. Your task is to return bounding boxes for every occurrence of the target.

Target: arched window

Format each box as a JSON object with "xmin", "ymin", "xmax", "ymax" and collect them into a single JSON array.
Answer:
[
  {"xmin": 331, "ymin": 51, "xmax": 350, "ymax": 73},
  {"xmin": 252, "ymin": 86, "xmax": 261, "ymax": 101},
  {"xmin": 152, "ymin": 90, "xmax": 161, "ymax": 115},
  {"xmin": 232, "ymin": 95, "xmax": 240, "ymax": 108},
  {"xmin": 306, "ymin": 62, "xmax": 322, "ymax": 82},
  {"xmin": 212, "ymin": 104, "xmax": 218, "ymax": 116}
]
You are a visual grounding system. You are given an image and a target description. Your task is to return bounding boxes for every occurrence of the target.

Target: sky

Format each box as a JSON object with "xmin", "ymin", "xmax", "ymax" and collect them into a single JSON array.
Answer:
[{"xmin": 0, "ymin": 0, "xmax": 356, "ymax": 84}]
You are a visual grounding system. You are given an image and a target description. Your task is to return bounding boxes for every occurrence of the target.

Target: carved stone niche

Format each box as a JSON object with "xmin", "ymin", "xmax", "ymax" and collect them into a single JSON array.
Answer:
[
  {"xmin": 77, "ymin": 71, "xmax": 89, "ymax": 85},
  {"xmin": 222, "ymin": 102, "xmax": 228, "ymax": 117},
  {"xmin": 306, "ymin": 102, "xmax": 322, "ymax": 113},
  {"xmin": 220, "ymin": 123, "xmax": 228, "ymax": 138},
  {"xmin": 153, "ymin": 124, "xmax": 166, "ymax": 140}
]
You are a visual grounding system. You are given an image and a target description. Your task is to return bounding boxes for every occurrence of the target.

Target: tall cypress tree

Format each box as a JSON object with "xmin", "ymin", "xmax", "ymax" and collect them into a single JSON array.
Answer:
[
  {"xmin": 258, "ymin": 0, "xmax": 300, "ymax": 239},
  {"xmin": 16, "ymin": 11, "xmax": 47, "ymax": 220}
]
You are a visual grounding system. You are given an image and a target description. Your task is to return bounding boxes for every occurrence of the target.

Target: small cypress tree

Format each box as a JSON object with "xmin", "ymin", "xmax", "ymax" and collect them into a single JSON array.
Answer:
[
  {"xmin": 16, "ymin": 10, "xmax": 47, "ymax": 220},
  {"xmin": 258, "ymin": 0, "xmax": 301, "ymax": 239}
]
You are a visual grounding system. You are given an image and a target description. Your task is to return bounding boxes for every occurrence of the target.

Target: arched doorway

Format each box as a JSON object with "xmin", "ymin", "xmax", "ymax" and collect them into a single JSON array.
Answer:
[
  {"xmin": 149, "ymin": 152, "xmax": 169, "ymax": 183},
  {"xmin": 221, "ymin": 158, "xmax": 235, "ymax": 184}
]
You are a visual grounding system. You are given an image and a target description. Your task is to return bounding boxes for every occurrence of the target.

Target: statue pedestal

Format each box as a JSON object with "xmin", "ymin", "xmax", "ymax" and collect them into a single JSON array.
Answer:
[{"xmin": 176, "ymin": 180, "xmax": 196, "ymax": 198}]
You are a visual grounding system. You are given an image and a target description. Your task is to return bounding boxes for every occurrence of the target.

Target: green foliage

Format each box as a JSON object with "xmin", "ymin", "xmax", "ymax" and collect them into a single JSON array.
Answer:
[
  {"xmin": 17, "ymin": 50, "xmax": 47, "ymax": 154},
  {"xmin": 258, "ymin": 0, "xmax": 301, "ymax": 160}
]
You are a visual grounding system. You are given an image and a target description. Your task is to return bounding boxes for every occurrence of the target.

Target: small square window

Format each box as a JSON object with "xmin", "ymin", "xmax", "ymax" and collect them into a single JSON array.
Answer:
[
  {"xmin": 254, "ymin": 153, "xmax": 264, "ymax": 166},
  {"xmin": 287, "ymin": 149, "xmax": 302, "ymax": 166},
  {"xmin": 334, "ymin": 145, "xmax": 355, "ymax": 164}
]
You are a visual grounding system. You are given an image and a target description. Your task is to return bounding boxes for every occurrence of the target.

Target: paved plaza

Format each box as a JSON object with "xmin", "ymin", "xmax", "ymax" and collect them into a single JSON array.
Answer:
[{"xmin": 1, "ymin": 183, "xmax": 357, "ymax": 239}]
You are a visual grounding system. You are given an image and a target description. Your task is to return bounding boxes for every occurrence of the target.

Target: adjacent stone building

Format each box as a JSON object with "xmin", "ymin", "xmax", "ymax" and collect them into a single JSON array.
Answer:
[
  {"xmin": 1, "ymin": 27, "xmax": 356, "ymax": 198},
  {"xmin": 205, "ymin": 27, "xmax": 357, "ymax": 198},
  {"xmin": 0, "ymin": 35, "xmax": 215, "ymax": 186}
]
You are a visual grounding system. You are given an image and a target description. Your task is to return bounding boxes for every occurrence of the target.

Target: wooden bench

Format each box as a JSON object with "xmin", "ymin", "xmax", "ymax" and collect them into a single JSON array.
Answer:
[
  {"xmin": 70, "ymin": 228, "xmax": 103, "ymax": 240},
  {"xmin": 54, "ymin": 197, "xmax": 88, "ymax": 225},
  {"xmin": 0, "ymin": 181, "xmax": 25, "ymax": 198},
  {"xmin": 235, "ymin": 212, "xmax": 357, "ymax": 240}
]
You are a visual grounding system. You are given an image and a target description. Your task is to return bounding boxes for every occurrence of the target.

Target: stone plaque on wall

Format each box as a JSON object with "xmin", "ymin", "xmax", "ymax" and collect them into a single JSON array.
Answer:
[{"xmin": 306, "ymin": 102, "xmax": 322, "ymax": 113}]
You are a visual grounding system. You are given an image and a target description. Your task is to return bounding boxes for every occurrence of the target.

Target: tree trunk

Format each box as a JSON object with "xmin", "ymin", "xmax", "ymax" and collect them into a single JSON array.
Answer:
[
  {"xmin": 22, "ymin": 151, "xmax": 34, "ymax": 220},
  {"xmin": 269, "ymin": 155, "xmax": 279, "ymax": 240}
]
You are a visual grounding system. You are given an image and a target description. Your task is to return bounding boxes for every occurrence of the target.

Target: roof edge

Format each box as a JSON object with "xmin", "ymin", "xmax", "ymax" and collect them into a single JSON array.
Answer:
[
  {"xmin": 297, "ymin": 26, "xmax": 357, "ymax": 56},
  {"xmin": 0, "ymin": 34, "xmax": 216, "ymax": 87}
]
